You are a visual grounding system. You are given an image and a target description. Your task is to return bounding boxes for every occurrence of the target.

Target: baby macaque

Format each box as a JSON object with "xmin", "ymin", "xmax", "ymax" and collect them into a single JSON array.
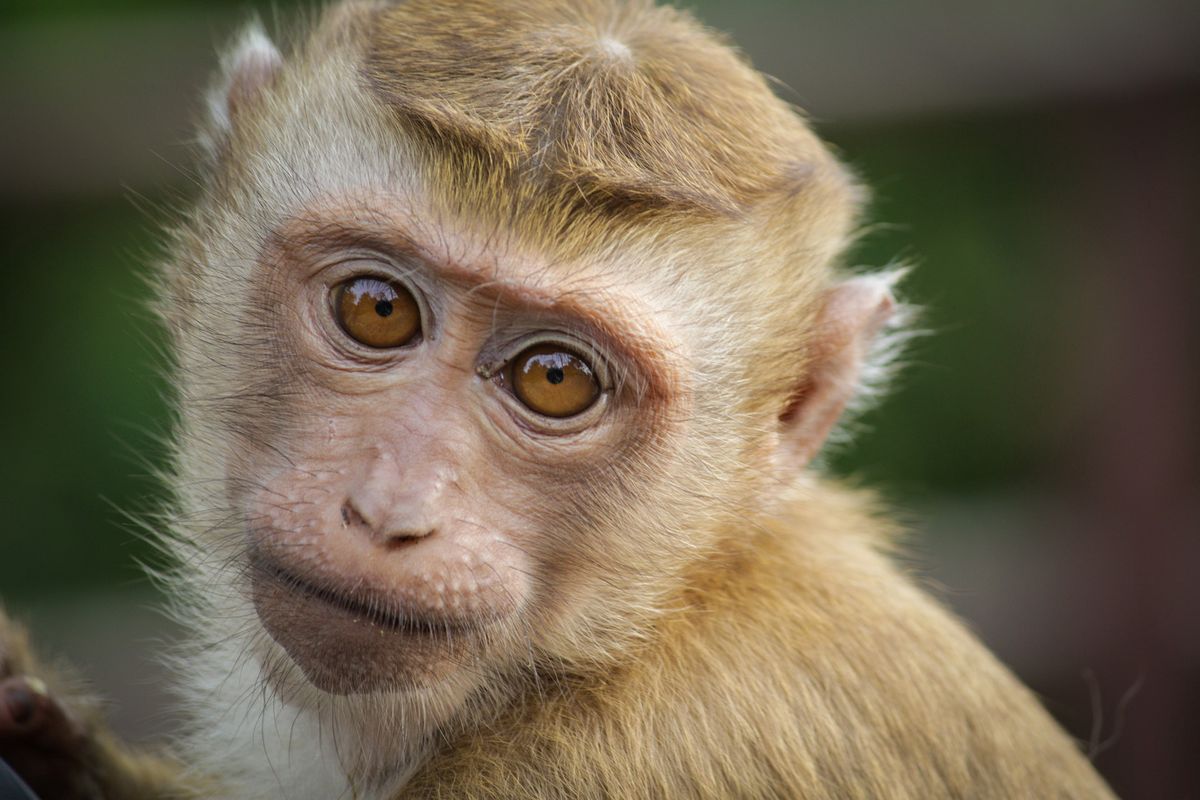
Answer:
[{"xmin": 0, "ymin": 1, "xmax": 1115, "ymax": 798}]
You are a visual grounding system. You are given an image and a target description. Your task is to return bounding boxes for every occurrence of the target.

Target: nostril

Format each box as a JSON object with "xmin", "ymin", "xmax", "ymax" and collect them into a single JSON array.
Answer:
[
  {"xmin": 341, "ymin": 500, "xmax": 368, "ymax": 529},
  {"xmin": 381, "ymin": 527, "xmax": 435, "ymax": 549},
  {"xmin": 341, "ymin": 498, "xmax": 433, "ymax": 546}
]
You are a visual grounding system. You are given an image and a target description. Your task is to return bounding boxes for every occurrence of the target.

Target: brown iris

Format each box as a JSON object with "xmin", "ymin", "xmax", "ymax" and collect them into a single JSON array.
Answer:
[
  {"xmin": 334, "ymin": 277, "xmax": 421, "ymax": 348},
  {"xmin": 510, "ymin": 344, "xmax": 600, "ymax": 418}
]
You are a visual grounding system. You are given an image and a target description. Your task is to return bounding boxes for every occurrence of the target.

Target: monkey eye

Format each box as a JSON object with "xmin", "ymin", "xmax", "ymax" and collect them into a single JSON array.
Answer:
[
  {"xmin": 333, "ymin": 276, "xmax": 421, "ymax": 349},
  {"xmin": 508, "ymin": 344, "xmax": 600, "ymax": 418}
]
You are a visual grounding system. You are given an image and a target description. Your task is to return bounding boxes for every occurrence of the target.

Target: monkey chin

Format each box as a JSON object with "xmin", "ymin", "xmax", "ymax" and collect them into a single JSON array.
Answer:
[{"xmin": 250, "ymin": 557, "xmax": 486, "ymax": 696}]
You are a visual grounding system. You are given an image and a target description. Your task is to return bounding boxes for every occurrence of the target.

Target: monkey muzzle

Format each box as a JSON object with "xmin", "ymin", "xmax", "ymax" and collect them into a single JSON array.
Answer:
[{"xmin": 249, "ymin": 551, "xmax": 487, "ymax": 694}]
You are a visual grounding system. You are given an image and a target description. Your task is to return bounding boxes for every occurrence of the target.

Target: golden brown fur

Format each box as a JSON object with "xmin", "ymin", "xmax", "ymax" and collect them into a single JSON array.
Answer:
[
  {"xmin": 404, "ymin": 485, "xmax": 1110, "ymax": 798},
  {"xmin": 365, "ymin": 0, "xmax": 828, "ymax": 215},
  {"xmin": 0, "ymin": 2, "xmax": 1115, "ymax": 798}
]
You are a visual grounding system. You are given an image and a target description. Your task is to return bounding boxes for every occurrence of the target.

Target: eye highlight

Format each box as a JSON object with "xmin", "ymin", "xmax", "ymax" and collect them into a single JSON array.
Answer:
[
  {"xmin": 333, "ymin": 276, "xmax": 421, "ymax": 349},
  {"xmin": 509, "ymin": 344, "xmax": 600, "ymax": 418}
]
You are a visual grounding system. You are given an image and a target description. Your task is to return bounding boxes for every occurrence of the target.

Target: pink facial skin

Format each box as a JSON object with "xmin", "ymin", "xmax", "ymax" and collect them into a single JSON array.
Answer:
[{"xmin": 226, "ymin": 197, "xmax": 678, "ymax": 695}]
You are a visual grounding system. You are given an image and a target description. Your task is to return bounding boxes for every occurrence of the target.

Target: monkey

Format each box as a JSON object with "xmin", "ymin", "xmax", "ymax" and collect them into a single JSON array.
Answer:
[{"xmin": 0, "ymin": 1, "xmax": 1117, "ymax": 798}]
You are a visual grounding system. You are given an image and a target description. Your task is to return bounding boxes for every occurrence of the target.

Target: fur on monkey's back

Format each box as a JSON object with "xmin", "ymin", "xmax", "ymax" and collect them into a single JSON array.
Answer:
[{"xmin": 402, "ymin": 483, "xmax": 1110, "ymax": 799}]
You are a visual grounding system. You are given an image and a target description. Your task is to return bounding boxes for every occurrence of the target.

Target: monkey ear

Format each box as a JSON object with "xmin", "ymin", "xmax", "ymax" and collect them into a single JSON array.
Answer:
[
  {"xmin": 200, "ymin": 22, "xmax": 283, "ymax": 159},
  {"xmin": 775, "ymin": 274, "xmax": 901, "ymax": 470}
]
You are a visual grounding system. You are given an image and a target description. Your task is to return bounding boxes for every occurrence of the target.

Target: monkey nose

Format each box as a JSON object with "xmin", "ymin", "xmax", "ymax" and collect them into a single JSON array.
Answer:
[{"xmin": 340, "ymin": 498, "xmax": 435, "ymax": 546}]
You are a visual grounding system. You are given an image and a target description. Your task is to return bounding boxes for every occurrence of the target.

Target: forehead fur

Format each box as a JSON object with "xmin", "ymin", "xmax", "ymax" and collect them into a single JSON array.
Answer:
[{"xmin": 363, "ymin": 0, "xmax": 823, "ymax": 217}]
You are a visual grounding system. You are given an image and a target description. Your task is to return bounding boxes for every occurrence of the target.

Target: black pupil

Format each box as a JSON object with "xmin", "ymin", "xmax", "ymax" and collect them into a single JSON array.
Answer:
[
  {"xmin": 546, "ymin": 367, "xmax": 565, "ymax": 385},
  {"xmin": 374, "ymin": 299, "xmax": 394, "ymax": 317}
]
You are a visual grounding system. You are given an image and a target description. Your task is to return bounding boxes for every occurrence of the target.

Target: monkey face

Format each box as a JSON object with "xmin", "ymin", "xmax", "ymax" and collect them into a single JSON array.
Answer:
[
  {"xmin": 210, "ymin": 200, "xmax": 695, "ymax": 697},
  {"xmin": 154, "ymin": 2, "xmax": 889, "ymax": 788},
  {"xmin": 171, "ymin": 0, "xmax": 859, "ymax": 709}
]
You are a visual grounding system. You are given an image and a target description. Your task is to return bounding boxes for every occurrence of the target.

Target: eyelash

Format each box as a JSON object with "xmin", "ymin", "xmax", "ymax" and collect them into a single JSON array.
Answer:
[{"xmin": 482, "ymin": 335, "xmax": 608, "ymax": 385}]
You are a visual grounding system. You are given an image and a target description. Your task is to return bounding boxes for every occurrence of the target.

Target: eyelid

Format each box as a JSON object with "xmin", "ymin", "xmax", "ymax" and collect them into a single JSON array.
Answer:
[
  {"xmin": 322, "ymin": 254, "xmax": 423, "ymax": 290},
  {"xmin": 482, "ymin": 332, "xmax": 610, "ymax": 390}
]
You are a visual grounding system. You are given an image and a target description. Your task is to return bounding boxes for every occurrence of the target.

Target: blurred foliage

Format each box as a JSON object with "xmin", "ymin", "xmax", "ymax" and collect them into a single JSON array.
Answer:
[
  {"xmin": 0, "ymin": 200, "xmax": 171, "ymax": 598},
  {"xmin": 828, "ymin": 115, "xmax": 1064, "ymax": 498},
  {"xmin": 2, "ymin": 0, "xmax": 289, "ymax": 24}
]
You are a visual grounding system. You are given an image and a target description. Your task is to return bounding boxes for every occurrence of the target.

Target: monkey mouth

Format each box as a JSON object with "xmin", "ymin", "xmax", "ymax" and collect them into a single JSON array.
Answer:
[
  {"xmin": 254, "ymin": 556, "xmax": 475, "ymax": 634},
  {"xmin": 249, "ymin": 552, "xmax": 479, "ymax": 694}
]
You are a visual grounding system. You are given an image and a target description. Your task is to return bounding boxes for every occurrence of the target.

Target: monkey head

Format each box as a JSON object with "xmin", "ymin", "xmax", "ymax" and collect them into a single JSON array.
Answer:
[{"xmin": 165, "ymin": 0, "xmax": 895, "ymax": 734}]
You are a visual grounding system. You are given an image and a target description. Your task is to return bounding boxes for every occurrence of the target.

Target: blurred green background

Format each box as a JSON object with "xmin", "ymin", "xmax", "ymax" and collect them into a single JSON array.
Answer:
[{"xmin": 1, "ymin": 1, "xmax": 1197, "ymax": 797}]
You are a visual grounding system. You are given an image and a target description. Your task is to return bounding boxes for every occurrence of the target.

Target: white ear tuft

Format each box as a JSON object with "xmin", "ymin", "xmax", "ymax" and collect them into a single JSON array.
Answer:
[
  {"xmin": 845, "ymin": 268, "xmax": 914, "ymax": 418},
  {"xmin": 776, "ymin": 268, "xmax": 913, "ymax": 470},
  {"xmin": 200, "ymin": 22, "xmax": 283, "ymax": 159}
]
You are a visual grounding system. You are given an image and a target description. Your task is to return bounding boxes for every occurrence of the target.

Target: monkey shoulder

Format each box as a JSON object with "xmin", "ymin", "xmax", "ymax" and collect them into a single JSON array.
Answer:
[
  {"xmin": 402, "ymin": 519, "xmax": 1114, "ymax": 799},
  {"xmin": 661, "ymin": 514, "xmax": 1116, "ymax": 800}
]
